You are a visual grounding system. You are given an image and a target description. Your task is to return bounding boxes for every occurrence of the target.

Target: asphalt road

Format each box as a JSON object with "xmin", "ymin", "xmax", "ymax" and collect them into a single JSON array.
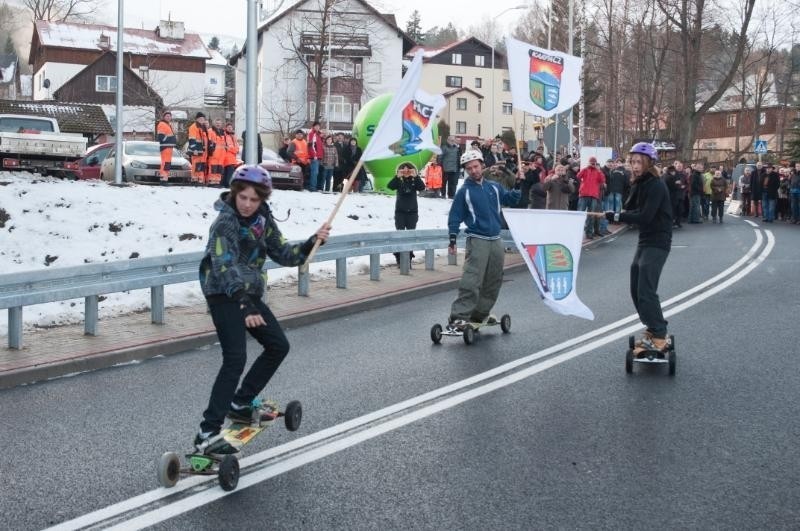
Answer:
[{"xmin": 2, "ymin": 216, "xmax": 798, "ymax": 530}]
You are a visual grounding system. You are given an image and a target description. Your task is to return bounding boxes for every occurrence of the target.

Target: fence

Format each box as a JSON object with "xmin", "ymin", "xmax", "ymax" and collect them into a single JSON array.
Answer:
[{"xmin": 0, "ymin": 229, "xmax": 515, "ymax": 349}]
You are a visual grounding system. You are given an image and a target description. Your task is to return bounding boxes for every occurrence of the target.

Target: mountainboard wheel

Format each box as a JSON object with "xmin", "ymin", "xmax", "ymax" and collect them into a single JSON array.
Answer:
[
  {"xmin": 667, "ymin": 350, "xmax": 676, "ymax": 376},
  {"xmin": 218, "ymin": 454, "xmax": 240, "ymax": 491},
  {"xmin": 462, "ymin": 324, "xmax": 476, "ymax": 345},
  {"xmin": 284, "ymin": 400, "xmax": 302, "ymax": 432},
  {"xmin": 625, "ymin": 349, "xmax": 633, "ymax": 374},
  {"xmin": 430, "ymin": 323, "xmax": 443, "ymax": 344},
  {"xmin": 157, "ymin": 452, "xmax": 181, "ymax": 488},
  {"xmin": 628, "ymin": 335, "xmax": 635, "ymax": 349},
  {"xmin": 669, "ymin": 334, "xmax": 676, "ymax": 350},
  {"xmin": 500, "ymin": 314, "xmax": 511, "ymax": 333}
]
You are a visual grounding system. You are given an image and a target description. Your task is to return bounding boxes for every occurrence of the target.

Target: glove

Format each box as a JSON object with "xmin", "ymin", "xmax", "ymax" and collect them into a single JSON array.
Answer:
[
  {"xmin": 300, "ymin": 235, "xmax": 321, "ymax": 255},
  {"xmin": 448, "ymin": 233, "xmax": 457, "ymax": 252},
  {"xmin": 234, "ymin": 292, "xmax": 260, "ymax": 317},
  {"xmin": 604, "ymin": 211, "xmax": 616, "ymax": 222}
]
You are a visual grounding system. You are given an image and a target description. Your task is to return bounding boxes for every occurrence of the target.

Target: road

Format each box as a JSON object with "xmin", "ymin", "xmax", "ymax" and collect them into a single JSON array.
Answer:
[{"xmin": 1, "ymin": 217, "xmax": 798, "ymax": 530}]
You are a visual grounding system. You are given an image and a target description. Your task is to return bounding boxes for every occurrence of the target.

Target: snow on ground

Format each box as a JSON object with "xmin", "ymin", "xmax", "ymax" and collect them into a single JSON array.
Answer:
[{"xmin": 0, "ymin": 173, "xmax": 453, "ymax": 334}]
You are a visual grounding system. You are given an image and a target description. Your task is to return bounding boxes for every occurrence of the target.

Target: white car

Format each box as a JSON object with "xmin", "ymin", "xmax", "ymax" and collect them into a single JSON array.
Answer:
[{"xmin": 100, "ymin": 141, "xmax": 192, "ymax": 184}]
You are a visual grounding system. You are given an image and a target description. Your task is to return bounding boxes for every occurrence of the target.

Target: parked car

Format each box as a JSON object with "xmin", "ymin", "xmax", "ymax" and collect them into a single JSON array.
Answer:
[
  {"xmin": 99, "ymin": 141, "xmax": 192, "ymax": 184},
  {"xmin": 0, "ymin": 114, "xmax": 86, "ymax": 178},
  {"xmin": 259, "ymin": 148, "xmax": 303, "ymax": 190},
  {"xmin": 74, "ymin": 142, "xmax": 114, "ymax": 180}
]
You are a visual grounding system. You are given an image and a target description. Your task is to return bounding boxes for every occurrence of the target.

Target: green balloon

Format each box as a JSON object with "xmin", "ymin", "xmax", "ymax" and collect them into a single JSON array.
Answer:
[{"xmin": 352, "ymin": 93, "xmax": 439, "ymax": 193}]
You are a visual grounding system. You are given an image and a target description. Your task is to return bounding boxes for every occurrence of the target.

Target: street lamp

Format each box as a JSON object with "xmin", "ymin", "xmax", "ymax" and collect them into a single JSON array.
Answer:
[{"xmin": 490, "ymin": 4, "xmax": 528, "ymax": 138}]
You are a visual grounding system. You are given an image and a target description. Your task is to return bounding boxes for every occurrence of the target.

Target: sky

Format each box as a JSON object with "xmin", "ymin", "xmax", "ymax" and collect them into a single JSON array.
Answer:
[
  {"xmin": 0, "ymin": 172, "xmax": 453, "ymax": 334},
  {"xmin": 115, "ymin": 0, "xmax": 531, "ymax": 43}
]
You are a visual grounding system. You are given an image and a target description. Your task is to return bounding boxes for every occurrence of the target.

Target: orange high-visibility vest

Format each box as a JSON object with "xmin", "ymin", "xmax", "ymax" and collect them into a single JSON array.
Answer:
[{"xmin": 425, "ymin": 164, "xmax": 443, "ymax": 189}]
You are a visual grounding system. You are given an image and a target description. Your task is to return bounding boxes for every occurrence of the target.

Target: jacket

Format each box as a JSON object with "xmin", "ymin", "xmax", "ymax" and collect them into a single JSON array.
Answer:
[
  {"xmin": 763, "ymin": 170, "xmax": 780, "ymax": 199},
  {"xmin": 439, "ymin": 143, "xmax": 461, "ymax": 173},
  {"xmin": 387, "ymin": 175, "xmax": 425, "ymax": 213},
  {"xmin": 156, "ymin": 120, "xmax": 176, "ymax": 151},
  {"xmin": 448, "ymin": 178, "xmax": 520, "ymax": 239},
  {"xmin": 790, "ymin": 170, "xmax": 800, "ymax": 193},
  {"xmin": 710, "ymin": 176, "xmax": 727, "ymax": 201},
  {"xmin": 222, "ymin": 131, "xmax": 239, "ymax": 166},
  {"xmin": 576, "ymin": 166, "xmax": 606, "ymax": 199},
  {"xmin": 619, "ymin": 169, "xmax": 673, "ymax": 250},
  {"xmin": 608, "ymin": 167, "xmax": 628, "ymax": 195},
  {"xmin": 187, "ymin": 122, "xmax": 208, "ymax": 157},
  {"xmin": 542, "ymin": 174, "xmax": 574, "ymax": 210},
  {"xmin": 241, "ymin": 130, "xmax": 263, "ymax": 164},
  {"xmin": 307, "ymin": 129, "xmax": 324, "ymax": 160},
  {"xmin": 322, "ymin": 144, "xmax": 338, "ymax": 169},
  {"xmin": 199, "ymin": 193, "xmax": 317, "ymax": 301},
  {"xmin": 690, "ymin": 170, "xmax": 704, "ymax": 196},
  {"xmin": 424, "ymin": 163, "xmax": 443, "ymax": 189},
  {"xmin": 288, "ymin": 138, "xmax": 309, "ymax": 165}
]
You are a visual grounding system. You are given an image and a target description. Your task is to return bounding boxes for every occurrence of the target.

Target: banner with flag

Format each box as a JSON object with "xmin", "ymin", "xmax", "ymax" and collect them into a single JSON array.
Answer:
[
  {"xmin": 504, "ymin": 36, "xmax": 583, "ymax": 119},
  {"xmin": 362, "ymin": 51, "xmax": 445, "ymax": 161},
  {"xmin": 503, "ymin": 209, "xmax": 595, "ymax": 320}
]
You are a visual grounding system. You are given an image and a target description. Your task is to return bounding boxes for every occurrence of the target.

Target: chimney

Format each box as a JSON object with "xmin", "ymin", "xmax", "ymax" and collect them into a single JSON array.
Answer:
[
  {"xmin": 98, "ymin": 33, "xmax": 111, "ymax": 50},
  {"xmin": 157, "ymin": 20, "xmax": 185, "ymax": 40}
]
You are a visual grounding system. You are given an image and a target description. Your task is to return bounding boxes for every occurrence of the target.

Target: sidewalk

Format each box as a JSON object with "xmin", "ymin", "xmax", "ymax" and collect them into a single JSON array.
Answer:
[{"xmin": 0, "ymin": 225, "xmax": 627, "ymax": 389}]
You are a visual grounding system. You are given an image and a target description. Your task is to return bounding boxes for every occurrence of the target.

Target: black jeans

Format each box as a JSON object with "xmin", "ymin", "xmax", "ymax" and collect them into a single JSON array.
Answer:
[
  {"xmin": 201, "ymin": 297, "xmax": 289, "ymax": 434},
  {"xmin": 394, "ymin": 211, "xmax": 418, "ymax": 263},
  {"xmin": 630, "ymin": 246, "xmax": 669, "ymax": 338},
  {"xmin": 444, "ymin": 171, "xmax": 459, "ymax": 198}
]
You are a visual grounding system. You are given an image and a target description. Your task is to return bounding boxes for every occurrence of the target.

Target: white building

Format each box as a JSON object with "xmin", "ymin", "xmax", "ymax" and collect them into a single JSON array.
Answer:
[{"xmin": 230, "ymin": 0, "xmax": 415, "ymax": 145}]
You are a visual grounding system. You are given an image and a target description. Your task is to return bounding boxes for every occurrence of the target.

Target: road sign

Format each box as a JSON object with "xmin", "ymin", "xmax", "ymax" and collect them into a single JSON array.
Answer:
[{"xmin": 754, "ymin": 140, "xmax": 768, "ymax": 154}]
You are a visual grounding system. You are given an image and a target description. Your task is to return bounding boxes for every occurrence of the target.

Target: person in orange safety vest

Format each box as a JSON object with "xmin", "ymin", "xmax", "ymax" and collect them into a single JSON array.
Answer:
[
  {"xmin": 186, "ymin": 112, "xmax": 210, "ymax": 185},
  {"xmin": 156, "ymin": 110, "xmax": 176, "ymax": 184},
  {"xmin": 206, "ymin": 117, "xmax": 226, "ymax": 186},
  {"xmin": 424, "ymin": 159, "xmax": 444, "ymax": 197},
  {"xmin": 287, "ymin": 129, "xmax": 310, "ymax": 189},
  {"xmin": 221, "ymin": 122, "xmax": 240, "ymax": 188}
]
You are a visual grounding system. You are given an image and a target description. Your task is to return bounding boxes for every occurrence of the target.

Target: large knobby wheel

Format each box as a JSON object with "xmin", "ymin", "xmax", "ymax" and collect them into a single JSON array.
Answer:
[
  {"xmin": 500, "ymin": 314, "xmax": 511, "ymax": 333},
  {"xmin": 430, "ymin": 324, "xmax": 443, "ymax": 344},
  {"xmin": 218, "ymin": 454, "xmax": 240, "ymax": 492},
  {"xmin": 284, "ymin": 400, "xmax": 302, "ymax": 432},
  {"xmin": 628, "ymin": 335, "xmax": 636, "ymax": 349},
  {"xmin": 157, "ymin": 452, "xmax": 181, "ymax": 488},
  {"xmin": 462, "ymin": 324, "xmax": 476, "ymax": 345},
  {"xmin": 625, "ymin": 349, "xmax": 633, "ymax": 374},
  {"xmin": 667, "ymin": 350, "xmax": 677, "ymax": 376}
]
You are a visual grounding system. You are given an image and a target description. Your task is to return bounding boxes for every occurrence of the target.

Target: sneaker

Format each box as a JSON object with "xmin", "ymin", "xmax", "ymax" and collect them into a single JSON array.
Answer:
[
  {"xmin": 486, "ymin": 315, "xmax": 498, "ymax": 325},
  {"xmin": 447, "ymin": 318, "xmax": 468, "ymax": 331},
  {"xmin": 194, "ymin": 432, "xmax": 241, "ymax": 455},
  {"xmin": 633, "ymin": 335, "xmax": 669, "ymax": 356},
  {"xmin": 227, "ymin": 400, "xmax": 279, "ymax": 424}
]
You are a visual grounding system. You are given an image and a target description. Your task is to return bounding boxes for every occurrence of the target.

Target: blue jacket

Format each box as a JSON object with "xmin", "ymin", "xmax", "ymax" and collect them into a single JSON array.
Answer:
[{"xmin": 448, "ymin": 178, "xmax": 520, "ymax": 239}]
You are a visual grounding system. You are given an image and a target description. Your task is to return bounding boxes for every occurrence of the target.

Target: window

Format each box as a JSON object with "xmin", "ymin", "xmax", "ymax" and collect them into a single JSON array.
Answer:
[
  {"xmin": 727, "ymin": 114, "xmax": 737, "ymax": 128},
  {"xmin": 502, "ymin": 79, "xmax": 510, "ymax": 91},
  {"xmin": 452, "ymin": 53, "xmax": 462, "ymax": 65},
  {"xmin": 477, "ymin": 123, "xmax": 481, "ymax": 136},
  {"xmin": 475, "ymin": 55, "xmax": 485, "ymax": 67},
  {"xmin": 365, "ymin": 61, "xmax": 381, "ymax": 84},
  {"xmin": 311, "ymin": 95, "xmax": 354, "ymax": 124},
  {"xmin": 759, "ymin": 112, "xmax": 767, "ymax": 125},
  {"xmin": 209, "ymin": 77, "xmax": 218, "ymax": 85},
  {"xmin": 95, "ymin": 75, "xmax": 117, "ymax": 92},
  {"xmin": 446, "ymin": 76, "xmax": 462, "ymax": 88},
  {"xmin": 502, "ymin": 102, "xmax": 513, "ymax": 115},
  {"xmin": 325, "ymin": 59, "xmax": 356, "ymax": 78},
  {"xmin": 456, "ymin": 121, "xmax": 467, "ymax": 134},
  {"xmin": 138, "ymin": 66, "xmax": 149, "ymax": 82},
  {"xmin": 477, "ymin": 100, "xmax": 482, "ymax": 113},
  {"xmin": 475, "ymin": 77, "xmax": 482, "ymax": 88},
  {"xmin": 456, "ymin": 98, "xmax": 467, "ymax": 111}
]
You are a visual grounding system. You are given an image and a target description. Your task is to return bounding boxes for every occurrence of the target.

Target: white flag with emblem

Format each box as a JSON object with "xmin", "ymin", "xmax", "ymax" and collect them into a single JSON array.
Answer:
[{"xmin": 503, "ymin": 209, "xmax": 595, "ymax": 320}]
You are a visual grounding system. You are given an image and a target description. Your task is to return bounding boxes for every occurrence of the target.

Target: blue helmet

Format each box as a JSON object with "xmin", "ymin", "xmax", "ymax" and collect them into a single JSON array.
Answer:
[
  {"xmin": 231, "ymin": 164, "xmax": 271, "ymax": 188},
  {"xmin": 629, "ymin": 142, "xmax": 658, "ymax": 161}
]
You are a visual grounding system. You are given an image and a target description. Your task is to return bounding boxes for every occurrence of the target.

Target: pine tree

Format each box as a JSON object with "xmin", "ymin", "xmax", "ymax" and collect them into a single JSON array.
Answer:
[
  {"xmin": 786, "ymin": 112, "xmax": 800, "ymax": 161},
  {"xmin": 4, "ymin": 35, "xmax": 14, "ymax": 54},
  {"xmin": 208, "ymin": 36, "xmax": 220, "ymax": 50},
  {"xmin": 405, "ymin": 10, "xmax": 423, "ymax": 44}
]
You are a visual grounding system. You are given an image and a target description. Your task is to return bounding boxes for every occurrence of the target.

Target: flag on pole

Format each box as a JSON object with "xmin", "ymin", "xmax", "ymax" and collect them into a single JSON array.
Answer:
[
  {"xmin": 504, "ymin": 36, "xmax": 583, "ymax": 119},
  {"xmin": 362, "ymin": 51, "xmax": 445, "ymax": 162},
  {"xmin": 503, "ymin": 209, "xmax": 595, "ymax": 320}
]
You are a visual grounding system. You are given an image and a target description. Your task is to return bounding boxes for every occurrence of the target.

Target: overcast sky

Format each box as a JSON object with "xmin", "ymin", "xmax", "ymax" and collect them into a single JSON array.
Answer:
[{"xmin": 118, "ymin": 0, "xmax": 531, "ymax": 42}]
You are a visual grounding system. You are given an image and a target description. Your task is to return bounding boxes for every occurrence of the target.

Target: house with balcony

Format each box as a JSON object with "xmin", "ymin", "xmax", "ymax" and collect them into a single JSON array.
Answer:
[
  {"xmin": 230, "ymin": 0, "xmax": 415, "ymax": 146},
  {"xmin": 408, "ymin": 37, "xmax": 527, "ymax": 146},
  {"xmin": 205, "ymin": 48, "xmax": 228, "ymax": 109},
  {"xmin": 28, "ymin": 19, "xmax": 212, "ymax": 138}
]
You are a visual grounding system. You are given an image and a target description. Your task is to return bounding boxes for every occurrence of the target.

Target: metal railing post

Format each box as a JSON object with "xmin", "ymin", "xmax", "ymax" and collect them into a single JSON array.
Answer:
[
  {"xmin": 8, "ymin": 307, "xmax": 22, "ymax": 349},
  {"xmin": 336, "ymin": 258, "xmax": 347, "ymax": 288},
  {"xmin": 151, "ymin": 285, "xmax": 165, "ymax": 324},
  {"xmin": 297, "ymin": 265, "xmax": 310, "ymax": 296},
  {"xmin": 369, "ymin": 254, "xmax": 380, "ymax": 280},
  {"xmin": 84, "ymin": 295, "xmax": 98, "ymax": 336},
  {"xmin": 425, "ymin": 249, "xmax": 435, "ymax": 270},
  {"xmin": 399, "ymin": 251, "xmax": 411, "ymax": 275}
]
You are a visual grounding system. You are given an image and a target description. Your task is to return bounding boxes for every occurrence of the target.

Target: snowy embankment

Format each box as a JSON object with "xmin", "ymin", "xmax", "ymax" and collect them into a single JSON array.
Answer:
[{"xmin": 0, "ymin": 173, "xmax": 452, "ymax": 333}]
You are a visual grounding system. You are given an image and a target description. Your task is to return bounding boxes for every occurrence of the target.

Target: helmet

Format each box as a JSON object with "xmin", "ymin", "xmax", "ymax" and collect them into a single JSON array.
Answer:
[
  {"xmin": 231, "ymin": 164, "xmax": 272, "ymax": 188},
  {"xmin": 629, "ymin": 142, "xmax": 658, "ymax": 161},
  {"xmin": 460, "ymin": 150, "xmax": 484, "ymax": 166}
]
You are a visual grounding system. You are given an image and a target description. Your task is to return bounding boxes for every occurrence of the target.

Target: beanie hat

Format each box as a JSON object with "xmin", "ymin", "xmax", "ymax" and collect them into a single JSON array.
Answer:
[{"xmin": 195, "ymin": 112, "xmax": 205, "ymax": 119}]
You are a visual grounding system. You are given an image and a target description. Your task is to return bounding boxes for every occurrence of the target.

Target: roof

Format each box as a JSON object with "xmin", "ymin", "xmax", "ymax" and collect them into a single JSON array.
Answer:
[
  {"xmin": 33, "ymin": 20, "xmax": 211, "ymax": 59},
  {"xmin": 443, "ymin": 87, "xmax": 484, "ymax": 99},
  {"xmin": 407, "ymin": 37, "xmax": 502, "ymax": 62},
  {"xmin": 232, "ymin": 0, "xmax": 416, "ymax": 63},
  {"xmin": 0, "ymin": 99, "xmax": 113, "ymax": 134},
  {"xmin": 206, "ymin": 49, "xmax": 228, "ymax": 67}
]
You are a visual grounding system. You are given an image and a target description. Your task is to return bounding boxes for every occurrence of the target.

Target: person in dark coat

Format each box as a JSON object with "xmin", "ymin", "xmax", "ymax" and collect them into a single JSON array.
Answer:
[
  {"xmin": 663, "ymin": 165, "xmax": 683, "ymax": 228},
  {"xmin": 751, "ymin": 161, "xmax": 764, "ymax": 217},
  {"xmin": 762, "ymin": 164, "xmax": 780, "ymax": 222},
  {"xmin": 387, "ymin": 161, "xmax": 426, "ymax": 265},
  {"xmin": 240, "ymin": 130, "xmax": 263, "ymax": 165}
]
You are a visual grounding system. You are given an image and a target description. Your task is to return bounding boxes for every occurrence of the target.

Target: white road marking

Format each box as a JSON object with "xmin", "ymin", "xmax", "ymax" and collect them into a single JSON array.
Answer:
[{"xmin": 44, "ymin": 230, "xmax": 774, "ymax": 531}]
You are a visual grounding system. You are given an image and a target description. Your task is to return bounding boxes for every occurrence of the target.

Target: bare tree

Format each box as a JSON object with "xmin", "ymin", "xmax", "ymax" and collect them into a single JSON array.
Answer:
[
  {"xmin": 656, "ymin": 0, "xmax": 757, "ymax": 158},
  {"xmin": 22, "ymin": 0, "xmax": 101, "ymax": 22}
]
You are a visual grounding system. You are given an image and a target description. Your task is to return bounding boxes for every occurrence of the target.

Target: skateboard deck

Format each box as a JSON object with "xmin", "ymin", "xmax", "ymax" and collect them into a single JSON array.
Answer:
[
  {"xmin": 431, "ymin": 314, "xmax": 511, "ymax": 345},
  {"xmin": 626, "ymin": 335, "xmax": 676, "ymax": 375}
]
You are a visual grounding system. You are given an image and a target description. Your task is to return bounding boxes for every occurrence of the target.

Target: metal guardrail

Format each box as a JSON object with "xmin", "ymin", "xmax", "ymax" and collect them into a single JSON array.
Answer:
[{"xmin": 1, "ymin": 229, "xmax": 515, "ymax": 349}]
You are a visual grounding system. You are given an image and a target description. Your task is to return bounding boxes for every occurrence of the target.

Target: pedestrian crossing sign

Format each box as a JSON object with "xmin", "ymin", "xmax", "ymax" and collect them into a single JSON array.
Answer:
[{"xmin": 754, "ymin": 140, "xmax": 768, "ymax": 154}]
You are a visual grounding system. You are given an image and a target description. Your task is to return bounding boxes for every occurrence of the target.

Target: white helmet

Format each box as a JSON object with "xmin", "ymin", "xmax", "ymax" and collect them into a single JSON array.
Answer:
[{"xmin": 460, "ymin": 150, "xmax": 484, "ymax": 166}]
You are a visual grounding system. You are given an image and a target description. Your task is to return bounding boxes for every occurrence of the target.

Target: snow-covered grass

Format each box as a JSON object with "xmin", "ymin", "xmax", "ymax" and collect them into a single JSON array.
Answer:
[{"xmin": 0, "ymin": 173, "xmax": 452, "ymax": 333}]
